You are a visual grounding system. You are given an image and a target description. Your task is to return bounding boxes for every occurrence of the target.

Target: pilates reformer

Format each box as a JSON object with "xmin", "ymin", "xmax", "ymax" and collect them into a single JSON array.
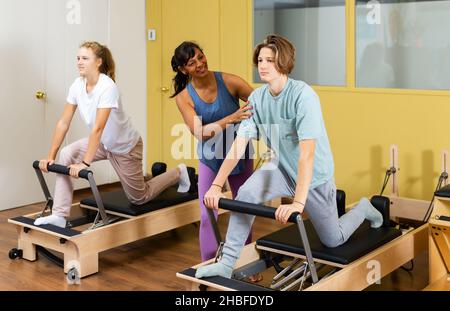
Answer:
[
  {"xmin": 8, "ymin": 160, "xmax": 229, "ymax": 280},
  {"xmin": 424, "ymin": 156, "xmax": 450, "ymax": 290},
  {"xmin": 177, "ymin": 145, "xmax": 436, "ymax": 291}
]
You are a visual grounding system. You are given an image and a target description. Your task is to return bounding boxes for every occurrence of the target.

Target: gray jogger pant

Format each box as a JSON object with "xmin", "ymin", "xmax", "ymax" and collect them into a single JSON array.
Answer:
[{"xmin": 220, "ymin": 161, "xmax": 366, "ymax": 269}]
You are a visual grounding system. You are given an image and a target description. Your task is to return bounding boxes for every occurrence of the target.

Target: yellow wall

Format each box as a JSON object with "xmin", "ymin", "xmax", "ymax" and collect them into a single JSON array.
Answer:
[
  {"xmin": 146, "ymin": 0, "xmax": 251, "ymax": 170},
  {"xmin": 147, "ymin": 0, "xmax": 450, "ymax": 204},
  {"xmin": 318, "ymin": 88, "xmax": 450, "ymax": 203}
]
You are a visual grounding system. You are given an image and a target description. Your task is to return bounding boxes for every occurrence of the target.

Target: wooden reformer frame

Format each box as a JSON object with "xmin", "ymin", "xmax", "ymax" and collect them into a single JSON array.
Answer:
[
  {"xmin": 425, "ymin": 150, "xmax": 450, "ymax": 290},
  {"xmin": 8, "ymin": 161, "xmax": 228, "ymax": 279},
  {"xmin": 177, "ymin": 145, "xmax": 437, "ymax": 291}
]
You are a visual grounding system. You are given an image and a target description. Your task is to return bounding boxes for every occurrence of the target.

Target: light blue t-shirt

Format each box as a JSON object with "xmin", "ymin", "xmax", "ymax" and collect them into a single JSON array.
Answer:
[{"xmin": 237, "ymin": 78, "xmax": 334, "ymax": 189}]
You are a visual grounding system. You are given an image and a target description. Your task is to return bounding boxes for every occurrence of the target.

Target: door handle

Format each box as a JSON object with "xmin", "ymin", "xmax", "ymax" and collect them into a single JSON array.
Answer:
[
  {"xmin": 36, "ymin": 91, "xmax": 46, "ymax": 99},
  {"xmin": 161, "ymin": 87, "xmax": 169, "ymax": 92}
]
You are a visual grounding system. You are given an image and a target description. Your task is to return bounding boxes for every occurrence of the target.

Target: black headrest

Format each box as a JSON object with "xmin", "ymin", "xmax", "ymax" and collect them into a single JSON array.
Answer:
[
  {"xmin": 435, "ymin": 184, "xmax": 450, "ymax": 198},
  {"xmin": 336, "ymin": 189, "xmax": 346, "ymax": 217}
]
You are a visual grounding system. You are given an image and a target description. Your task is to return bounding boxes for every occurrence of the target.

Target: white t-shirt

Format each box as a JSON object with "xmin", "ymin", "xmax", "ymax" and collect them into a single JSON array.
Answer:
[{"xmin": 66, "ymin": 74, "xmax": 140, "ymax": 154}]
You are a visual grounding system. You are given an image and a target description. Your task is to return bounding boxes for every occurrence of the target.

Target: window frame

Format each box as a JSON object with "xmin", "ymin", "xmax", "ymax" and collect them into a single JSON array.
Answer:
[{"xmin": 249, "ymin": 0, "xmax": 450, "ymax": 96}]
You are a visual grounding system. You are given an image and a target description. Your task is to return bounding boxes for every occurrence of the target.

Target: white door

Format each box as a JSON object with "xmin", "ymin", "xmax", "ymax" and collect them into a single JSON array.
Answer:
[
  {"xmin": 0, "ymin": 0, "xmax": 147, "ymax": 210},
  {"xmin": 0, "ymin": 0, "xmax": 47, "ymax": 211}
]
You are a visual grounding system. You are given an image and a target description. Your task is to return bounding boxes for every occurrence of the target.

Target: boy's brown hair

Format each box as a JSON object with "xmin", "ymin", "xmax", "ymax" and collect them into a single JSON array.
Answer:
[{"xmin": 252, "ymin": 34, "xmax": 295, "ymax": 74}]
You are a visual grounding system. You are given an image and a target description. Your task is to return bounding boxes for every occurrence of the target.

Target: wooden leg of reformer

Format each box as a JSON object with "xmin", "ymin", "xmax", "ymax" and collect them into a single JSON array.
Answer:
[
  {"xmin": 428, "ymin": 232, "xmax": 447, "ymax": 284},
  {"xmin": 188, "ymin": 281, "xmax": 222, "ymax": 291},
  {"xmin": 16, "ymin": 227, "xmax": 36, "ymax": 261},
  {"xmin": 18, "ymin": 238, "xmax": 36, "ymax": 261},
  {"xmin": 190, "ymin": 281, "xmax": 202, "ymax": 291}
]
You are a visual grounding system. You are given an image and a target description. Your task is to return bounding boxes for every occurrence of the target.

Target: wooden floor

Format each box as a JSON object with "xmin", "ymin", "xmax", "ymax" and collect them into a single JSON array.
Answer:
[{"xmin": 0, "ymin": 184, "xmax": 429, "ymax": 291}]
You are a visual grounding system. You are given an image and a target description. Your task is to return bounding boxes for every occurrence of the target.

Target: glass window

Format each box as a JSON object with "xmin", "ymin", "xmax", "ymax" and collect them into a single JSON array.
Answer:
[
  {"xmin": 356, "ymin": 0, "xmax": 450, "ymax": 90},
  {"xmin": 253, "ymin": 0, "xmax": 346, "ymax": 86}
]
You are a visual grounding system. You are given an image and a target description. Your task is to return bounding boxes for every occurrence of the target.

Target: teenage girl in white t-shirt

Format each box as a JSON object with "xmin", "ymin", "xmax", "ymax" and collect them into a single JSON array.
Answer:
[{"xmin": 34, "ymin": 41, "xmax": 192, "ymax": 228}]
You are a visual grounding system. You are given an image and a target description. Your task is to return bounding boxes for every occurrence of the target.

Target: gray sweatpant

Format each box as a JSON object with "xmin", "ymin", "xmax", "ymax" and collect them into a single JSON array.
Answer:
[{"xmin": 220, "ymin": 161, "xmax": 366, "ymax": 269}]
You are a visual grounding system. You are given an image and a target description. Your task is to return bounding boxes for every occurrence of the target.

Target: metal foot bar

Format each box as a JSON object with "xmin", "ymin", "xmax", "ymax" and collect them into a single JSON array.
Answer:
[
  {"xmin": 33, "ymin": 167, "xmax": 53, "ymax": 217},
  {"xmin": 32, "ymin": 160, "xmax": 110, "ymax": 228},
  {"xmin": 206, "ymin": 208, "xmax": 224, "ymax": 262},
  {"xmin": 218, "ymin": 198, "xmax": 320, "ymax": 284},
  {"xmin": 296, "ymin": 215, "xmax": 319, "ymax": 283}
]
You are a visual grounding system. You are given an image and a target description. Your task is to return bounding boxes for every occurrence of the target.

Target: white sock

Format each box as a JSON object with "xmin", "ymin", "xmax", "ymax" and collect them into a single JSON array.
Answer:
[
  {"xmin": 34, "ymin": 215, "xmax": 66, "ymax": 228},
  {"xmin": 195, "ymin": 262, "xmax": 233, "ymax": 279},
  {"xmin": 177, "ymin": 164, "xmax": 191, "ymax": 193},
  {"xmin": 358, "ymin": 197, "xmax": 383, "ymax": 228}
]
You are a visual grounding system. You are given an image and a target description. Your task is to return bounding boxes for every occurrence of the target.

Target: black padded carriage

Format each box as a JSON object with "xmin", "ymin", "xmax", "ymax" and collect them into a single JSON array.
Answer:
[
  {"xmin": 219, "ymin": 191, "xmax": 401, "ymax": 266},
  {"xmin": 80, "ymin": 186, "xmax": 198, "ymax": 216},
  {"xmin": 256, "ymin": 220, "xmax": 401, "ymax": 265},
  {"xmin": 256, "ymin": 191, "xmax": 401, "ymax": 265}
]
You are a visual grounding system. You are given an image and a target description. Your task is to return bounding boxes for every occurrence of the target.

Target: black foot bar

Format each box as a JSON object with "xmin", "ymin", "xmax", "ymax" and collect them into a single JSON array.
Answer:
[
  {"xmin": 216, "ymin": 198, "xmax": 319, "ymax": 284},
  {"xmin": 32, "ymin": 160, "xmax": 109, "ymax": 228}
]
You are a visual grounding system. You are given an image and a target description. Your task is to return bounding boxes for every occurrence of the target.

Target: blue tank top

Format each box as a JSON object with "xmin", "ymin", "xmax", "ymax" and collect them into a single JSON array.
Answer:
[{"xmin": 187, "ymin": 72, "xmax": 251, "ymax": 175}]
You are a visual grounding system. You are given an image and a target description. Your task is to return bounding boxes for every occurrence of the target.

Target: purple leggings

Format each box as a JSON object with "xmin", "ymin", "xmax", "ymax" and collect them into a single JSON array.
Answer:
[{"xmin": 198, "ymin": 159, "xmax": 254, "ymax": 261}]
